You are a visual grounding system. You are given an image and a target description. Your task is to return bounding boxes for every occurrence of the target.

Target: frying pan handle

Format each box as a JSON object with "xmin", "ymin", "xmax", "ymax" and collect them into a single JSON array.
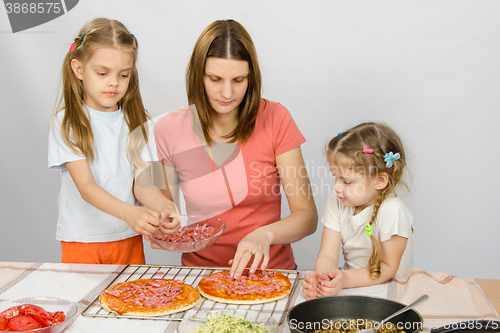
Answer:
[
  {"xmin": 381, "ymin": 295, "xmax": 429, "ymax": 324},
  {"xmin": 431, "ymin": 320, "xmax": 500, "ymax": 332}
]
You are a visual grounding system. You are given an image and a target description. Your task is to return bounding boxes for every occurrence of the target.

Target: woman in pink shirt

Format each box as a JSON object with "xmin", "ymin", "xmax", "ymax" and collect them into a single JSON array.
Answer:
[{"xmin": 153, "ymin": 19, "xmax": 317, "ymax": 278}]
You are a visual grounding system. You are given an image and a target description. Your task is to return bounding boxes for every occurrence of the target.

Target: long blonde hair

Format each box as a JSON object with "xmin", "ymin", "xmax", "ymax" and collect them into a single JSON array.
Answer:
[
  {"xmin": 54, "ymin": 18, "xmax": 149, "ymax": 164},
  {"xmin": 327, "ymin": 122, "xmax": 408, "ymax": 278},
  {"xmin": 186, "ymin": 19, "xmax": 263, "ymax": 144}
]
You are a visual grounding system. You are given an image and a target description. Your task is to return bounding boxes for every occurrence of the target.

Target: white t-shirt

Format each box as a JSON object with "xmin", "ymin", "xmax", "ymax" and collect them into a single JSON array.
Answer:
[
  {"xmin": 322, "ymin": 192, "xmax": 414, "ymax": 275},
  {"xmin": 48, "ymin": 106, "xmax": 138, "ymax": 242}
]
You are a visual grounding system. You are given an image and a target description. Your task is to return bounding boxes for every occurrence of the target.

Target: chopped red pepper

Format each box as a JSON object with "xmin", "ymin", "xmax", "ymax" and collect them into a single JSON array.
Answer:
[{"xmin": 0, "ymin": 304, "xmax": 66, "ymax": 331}]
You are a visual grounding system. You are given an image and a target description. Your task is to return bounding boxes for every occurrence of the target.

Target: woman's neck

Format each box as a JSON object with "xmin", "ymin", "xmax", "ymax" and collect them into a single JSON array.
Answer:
[{"xmin": 210, "ymin": 110, "xmax": 238, "ymax": 142}]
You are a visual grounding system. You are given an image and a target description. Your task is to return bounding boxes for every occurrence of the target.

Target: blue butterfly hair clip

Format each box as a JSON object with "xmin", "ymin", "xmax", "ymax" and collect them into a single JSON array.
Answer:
[{"xmin": 383, "ymin": 152, "xmax": 400, "ymax": 168}]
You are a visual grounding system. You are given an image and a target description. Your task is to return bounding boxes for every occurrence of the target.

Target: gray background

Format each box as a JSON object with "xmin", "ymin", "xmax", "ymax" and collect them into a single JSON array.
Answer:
[{"xmin": 1, "ymin": 0, "xmax": 499, "ymax": 279}]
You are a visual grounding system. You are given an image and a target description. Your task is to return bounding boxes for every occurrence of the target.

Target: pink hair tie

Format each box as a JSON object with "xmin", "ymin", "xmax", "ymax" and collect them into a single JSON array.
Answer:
[
  {"xmin": 362, "ymin": 147, "xmax": 373, "ymax": 154},
  {"xmin": 69, "ymin": 43, "xmax": 76, "ymax": 51}
]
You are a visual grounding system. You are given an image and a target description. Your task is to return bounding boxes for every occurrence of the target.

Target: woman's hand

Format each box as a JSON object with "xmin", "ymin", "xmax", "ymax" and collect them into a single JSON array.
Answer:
[
  {"xmin": 228, "ymin": 228, "xmax": 273, "ymax": 279},
  {"xmin": 315, "ymin": 269, "xmax": 344, "ymax": 297},
  {"xmin": 148, "ymin": 238, "xmax": 162, "ymax": 249}
]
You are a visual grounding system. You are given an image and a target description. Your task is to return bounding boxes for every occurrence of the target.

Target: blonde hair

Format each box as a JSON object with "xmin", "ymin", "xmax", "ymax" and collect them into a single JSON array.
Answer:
[
  {"xmin": 327, "ymin": 122, "xmax": 408, "ymax": 278},
  {"xmin": 186, "ymin": 19, "xmax": 263, "ymax": 144},
  {"xmin": 54, "ymin": 18, "xmax": 149, "ymax": 165}
]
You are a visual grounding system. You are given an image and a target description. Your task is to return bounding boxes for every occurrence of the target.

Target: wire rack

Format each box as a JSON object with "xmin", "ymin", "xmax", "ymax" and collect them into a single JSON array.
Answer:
[{"xmin": 81, "ymin": 264, "xmax": 300, "ymax": 326}]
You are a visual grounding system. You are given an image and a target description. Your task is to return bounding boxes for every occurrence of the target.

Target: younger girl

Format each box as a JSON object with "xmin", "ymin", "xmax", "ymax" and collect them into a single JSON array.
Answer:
[
  {"xmin": 48, "ymin": 18, "xmax": 177, "ymax": 264},
  {"xmin": 301, "ymin": 122, "xmax": 414, "ymax": 299}
]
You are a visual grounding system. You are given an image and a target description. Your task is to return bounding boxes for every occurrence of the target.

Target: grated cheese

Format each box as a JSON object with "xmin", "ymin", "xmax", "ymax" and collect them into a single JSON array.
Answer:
[{"xmin": 191, "ymin": 313, "xmax": 271, "ymax": 333}]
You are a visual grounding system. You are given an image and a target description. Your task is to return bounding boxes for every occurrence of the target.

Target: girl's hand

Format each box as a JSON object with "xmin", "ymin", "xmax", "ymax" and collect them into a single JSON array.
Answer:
[
  {"xmin": 157, "ymin": 202, "xmax": 181, "ymax": 235},
  {"xmin": 316, "ymin": 269, "xmax": 344, "ymax": 297},
  {"xmin": 228, "ymin": 228, "xmax": 273, "ymax": 279},
  {"xmin": 123, "ymin": 205, "xmax": 162, "ymax": 237},
  {"xmin": 144, "ymin": 203, "xmax": 180, "ymax": 247},
  {"xmin": 301, "ymin": 272, "xmax": 320, "ymax": 300}
]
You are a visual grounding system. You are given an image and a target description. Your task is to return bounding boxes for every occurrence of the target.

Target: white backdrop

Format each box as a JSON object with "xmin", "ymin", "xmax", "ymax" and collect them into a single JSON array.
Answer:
[{"xmin": 1, "ymin": 0, "xmax": 499, "ymax": 279}]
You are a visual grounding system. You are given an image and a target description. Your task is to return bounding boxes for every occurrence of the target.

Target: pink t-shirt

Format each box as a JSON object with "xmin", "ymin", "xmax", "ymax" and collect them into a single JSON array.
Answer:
[{"xmin": 154, "ymin": 100, "xmax": 306, "ymax": 269}]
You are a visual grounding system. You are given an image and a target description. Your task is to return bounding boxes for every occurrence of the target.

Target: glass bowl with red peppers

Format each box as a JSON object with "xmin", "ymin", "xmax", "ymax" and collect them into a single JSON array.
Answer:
[
  {"xmin": 0, "ymin": 297, "xmax": 78, "ymax": 332},
  {"xmin": 150, "ymin": 215, "xmax": 226, "ymax": 253}
]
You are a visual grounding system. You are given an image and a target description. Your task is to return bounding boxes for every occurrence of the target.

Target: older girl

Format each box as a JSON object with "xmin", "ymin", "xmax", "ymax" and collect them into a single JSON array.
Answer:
[{"xmin": 48, "ymin": 18, "xmax": 177, "ymax": 264}]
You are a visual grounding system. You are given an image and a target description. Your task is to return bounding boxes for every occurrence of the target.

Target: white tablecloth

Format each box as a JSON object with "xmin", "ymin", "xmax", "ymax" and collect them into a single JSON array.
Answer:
[
  {"xmin": 1, "ymin": 263, "xmax": 497, "ymax": 333},
  {"xmin": 0, "ymin": 263, "xmax": 390, "ymax": 333}
]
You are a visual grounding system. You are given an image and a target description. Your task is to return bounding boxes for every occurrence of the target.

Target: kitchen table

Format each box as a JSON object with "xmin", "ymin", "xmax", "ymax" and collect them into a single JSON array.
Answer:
[
  {"xmin": 475, "ymin": 279, "xmax": 500, "ymax": 315},
  {"xmin": 0, "ymin": 262, "xmax": 498, "ymax": 333}
]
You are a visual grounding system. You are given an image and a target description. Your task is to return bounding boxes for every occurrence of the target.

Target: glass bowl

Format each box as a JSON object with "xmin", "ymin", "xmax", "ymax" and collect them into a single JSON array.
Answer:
[
  {"xmin": 150, "ymin": 215, "xmax": 226, "ymax": 253},
  {"xmin": 0, "ymin": 296, "xmax": 78, "ymax": 332},
  {"xmin": 177, "ymin": 309, "xmax": 278, "ymax": 333}
]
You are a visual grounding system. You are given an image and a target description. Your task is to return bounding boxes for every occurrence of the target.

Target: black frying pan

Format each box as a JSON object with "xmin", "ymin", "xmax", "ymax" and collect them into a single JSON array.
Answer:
[{"xmin": 287, "ymin": 296, "xmax": 500, "ymax": 333}]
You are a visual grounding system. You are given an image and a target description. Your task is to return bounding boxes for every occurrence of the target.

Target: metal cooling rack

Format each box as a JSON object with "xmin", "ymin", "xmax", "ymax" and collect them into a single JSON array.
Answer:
[{"xmin": 81, "ymin": 264, "xmax": 300, "ymax": 325}]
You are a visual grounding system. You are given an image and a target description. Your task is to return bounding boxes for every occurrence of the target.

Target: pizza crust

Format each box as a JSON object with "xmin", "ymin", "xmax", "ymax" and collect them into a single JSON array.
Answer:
[
  {"xmin": 198, "ymin": 287, "xmax": 289, "ymax": 305},
  {"xmin": 197, "ymin": 269, "xmax": 291, "ymax": 305},
  {"xmin": 99, "ymin": 279, "xmax": 200, "ymax": 316}
]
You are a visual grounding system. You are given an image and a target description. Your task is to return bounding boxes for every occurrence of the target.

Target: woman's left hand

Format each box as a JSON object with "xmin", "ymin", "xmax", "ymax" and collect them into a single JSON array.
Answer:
[{"xmin": 228, "ymin": 228, "xmax": 273, "ymax": 279}]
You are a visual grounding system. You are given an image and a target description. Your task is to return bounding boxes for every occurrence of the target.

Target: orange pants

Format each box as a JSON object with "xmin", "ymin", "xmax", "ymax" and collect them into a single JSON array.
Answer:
[{"xmin": 61, "ymin": 235, "xmax": 145, "ymax": 265}]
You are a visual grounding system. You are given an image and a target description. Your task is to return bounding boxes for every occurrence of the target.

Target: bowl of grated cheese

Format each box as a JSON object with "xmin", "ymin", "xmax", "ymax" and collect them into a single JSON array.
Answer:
[{"xmin": 177, "ymin": 309, "xmax": 278, "ymax": 333}]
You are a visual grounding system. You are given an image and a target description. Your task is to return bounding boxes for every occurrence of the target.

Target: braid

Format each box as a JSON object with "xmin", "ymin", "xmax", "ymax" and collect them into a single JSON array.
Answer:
[
  {"xmin": 368, "ymin": 187, "xmax": 389, "ymax": 278},
  {"xmin": 328, "ymin": 122, "xmax": 408, "ymax": 279}
]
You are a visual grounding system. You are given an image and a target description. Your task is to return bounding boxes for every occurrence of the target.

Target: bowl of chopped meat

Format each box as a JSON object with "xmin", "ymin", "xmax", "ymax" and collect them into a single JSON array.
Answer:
[{"xmin": 150, "ymin": 215, "xmax": 226, "ymax": 253}]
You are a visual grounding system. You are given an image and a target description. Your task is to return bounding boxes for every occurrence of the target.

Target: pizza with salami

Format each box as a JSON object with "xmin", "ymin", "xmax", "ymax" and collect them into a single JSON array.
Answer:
[
  {"xmin": 197, "ymin": 269, "xmax": 291, "ymax": 305},
  {"xmin": 99, "ymin": 279, "xmax": 199, "ymax": 316}
]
